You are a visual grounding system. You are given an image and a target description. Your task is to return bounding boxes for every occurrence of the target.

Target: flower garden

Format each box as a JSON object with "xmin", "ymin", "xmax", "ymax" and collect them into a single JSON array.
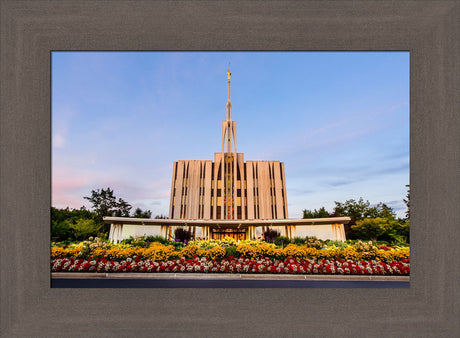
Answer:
[{"xmin": 51, "ymin": 236, "xmax": 410, "ymax": 275}]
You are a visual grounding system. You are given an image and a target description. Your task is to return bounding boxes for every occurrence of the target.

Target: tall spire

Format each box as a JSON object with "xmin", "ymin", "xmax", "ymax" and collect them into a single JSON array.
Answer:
[
  {"xmin": 220, "ymin": 64, "xmax": 237, "ymax": 220},
  {"xmin": 226, "ymin": 63, "xmax": 232, "ymax": 121}
]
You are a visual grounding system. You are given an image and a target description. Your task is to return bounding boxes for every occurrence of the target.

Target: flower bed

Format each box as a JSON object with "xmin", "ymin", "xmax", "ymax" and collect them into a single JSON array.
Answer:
[
  {"xmin": 51, "ymin": 243, "xmax": 409, "ymax": 263},
  {"xmin": 51, "ymin": 256, "xmax": 410, "ymax": 275},
  {"xmin": 51, "ymin": 237, "xmax": 409, "ymax": 275}
]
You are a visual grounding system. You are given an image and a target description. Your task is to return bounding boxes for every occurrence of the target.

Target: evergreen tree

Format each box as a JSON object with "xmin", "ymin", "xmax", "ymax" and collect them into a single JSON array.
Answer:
[
  {"xmin": 403, "ymin": 184, "xmax": 410, "ymax": 220},
  {"xmin": 302, "ymin": 207, "xmax": 330, "ymax": 218},
  {"xmin": 84, "ymin": 188, "xmax": 132, "ymax": 221},
  {"xmin": 132, "ymin": 207, "xmax": 152, "ymax": 218}
]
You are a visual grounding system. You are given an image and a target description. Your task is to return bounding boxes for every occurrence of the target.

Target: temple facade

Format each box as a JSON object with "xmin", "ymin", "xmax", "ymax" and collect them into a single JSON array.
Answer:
[
  {"xmin": 169, "ymin": 69, "xmax": 288, "ymax": 222},
  {"xmin": 105, "ymin": 68, "xmax": 349, "ymax": 242}
]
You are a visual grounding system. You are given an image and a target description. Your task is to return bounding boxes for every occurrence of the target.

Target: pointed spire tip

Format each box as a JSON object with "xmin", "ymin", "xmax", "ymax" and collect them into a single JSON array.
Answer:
[{"xmin": 227, "ymin": 62, "xmax": 231, "ymax": 82}]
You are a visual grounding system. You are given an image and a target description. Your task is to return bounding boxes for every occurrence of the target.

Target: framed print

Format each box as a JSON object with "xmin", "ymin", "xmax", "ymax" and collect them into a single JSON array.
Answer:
[{"xmin": 1, "ymin": 1, "xmax": 458, "ymax": 336}]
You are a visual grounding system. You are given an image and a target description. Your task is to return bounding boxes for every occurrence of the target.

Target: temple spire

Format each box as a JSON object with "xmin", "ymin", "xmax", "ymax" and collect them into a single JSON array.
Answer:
[{"xmin": 226, "ymin": 64, "xmax": 232, "ymax": 121}]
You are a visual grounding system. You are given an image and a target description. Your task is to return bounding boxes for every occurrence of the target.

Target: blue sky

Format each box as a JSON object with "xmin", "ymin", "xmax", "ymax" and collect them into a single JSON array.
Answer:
[{"xmin": 52, "ymin": 51, "xmax": 409, "ymax": 218}]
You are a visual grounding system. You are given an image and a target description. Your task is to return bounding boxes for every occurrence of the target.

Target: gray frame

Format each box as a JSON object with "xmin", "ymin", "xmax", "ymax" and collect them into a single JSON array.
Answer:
[{"xmin": 1, "ymin": 1, "xmax": 459, "ymax": 336}]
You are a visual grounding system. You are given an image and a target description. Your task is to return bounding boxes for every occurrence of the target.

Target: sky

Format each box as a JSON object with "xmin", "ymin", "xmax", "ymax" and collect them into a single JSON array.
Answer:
[{"xmin": 52, "ymin": 51, "xmax": 409, "ymax": 218}]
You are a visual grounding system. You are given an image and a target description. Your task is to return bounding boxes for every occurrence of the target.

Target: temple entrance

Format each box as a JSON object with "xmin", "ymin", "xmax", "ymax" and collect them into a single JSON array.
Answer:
[{"xmin": 211, "ymin": 228, "xmax": 247, "ymax": 240}]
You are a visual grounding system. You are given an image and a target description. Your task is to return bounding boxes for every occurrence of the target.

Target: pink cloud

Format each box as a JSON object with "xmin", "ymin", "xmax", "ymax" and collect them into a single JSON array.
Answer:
[
  {"xmin": 52, "ymin": 166, "xmax": 93, "ymax": 208},
  {"xmin": 52, "ymin": 163, "xmax": 172, "ymax": 211}
]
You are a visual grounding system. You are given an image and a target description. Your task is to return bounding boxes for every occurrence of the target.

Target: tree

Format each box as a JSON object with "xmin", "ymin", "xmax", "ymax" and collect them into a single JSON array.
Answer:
[
  {"xmin": 51, "ymin": 206, "xmax": 97, "ymax": 242},
  {"xmin": 302, "ymin": 207, "xmax": 330, "ymax": 219},
  {"xmin": 113, "ymin": 198, "xmax": 132, "ymax": 217},
  {"xmin": 332, "ymin": 198, "xmax": 396, "ymax": 223},
  {"xmin": 51, "ymin": 206, "xmax": 94, "ymax": 224},
  {"xmin": 84, "ymin": 188, "xmax": 132, "ymax": 220},
  {"xmin": 132, "ymin": 208, "xmax": 152, "ymax": 218},
  {"xmin": 350, "ymin": 217, "xmax": 410, "ymax": 244},
  {"xmin": 403, "ymin": 184, "xmax": 410, "ymax": 220},
  {"xmin": 68, "ymin": 218, "xmax": 102, "ymax": 241},
  {"xmin": 386, "ymin": 220, "xmax": 410, "ymax": 244},
  {"xmin": 366, "ymin": 202, "xmax": 396, "ymax": 220},
  {"xmin": 51, "ymin": 219, "xmax": 72, "ymax": 242},
  {"xmin": 332, "ymin": 198, "xmax": 372, "ymax": 223},
  {"xmin": 350, "ymin": 218, "xmax": 387, "ymax": 242}
]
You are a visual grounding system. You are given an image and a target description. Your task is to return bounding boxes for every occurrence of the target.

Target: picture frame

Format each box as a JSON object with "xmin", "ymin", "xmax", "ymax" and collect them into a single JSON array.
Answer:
[{"xmin": 1, "ymin": 1, "xmax": 458, "ymax": 336}]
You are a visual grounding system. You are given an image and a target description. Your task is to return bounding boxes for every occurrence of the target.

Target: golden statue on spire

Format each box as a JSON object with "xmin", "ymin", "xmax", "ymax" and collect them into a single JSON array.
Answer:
[{"xmin": 227, "ymin": 63, "xmax": 231, "ymax": 81}]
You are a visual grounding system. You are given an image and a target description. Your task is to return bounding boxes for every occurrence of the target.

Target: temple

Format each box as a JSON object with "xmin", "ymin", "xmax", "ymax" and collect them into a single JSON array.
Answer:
[{"xmin": 105, "ymin": 68, "xmax": 350, "ymax": 242}]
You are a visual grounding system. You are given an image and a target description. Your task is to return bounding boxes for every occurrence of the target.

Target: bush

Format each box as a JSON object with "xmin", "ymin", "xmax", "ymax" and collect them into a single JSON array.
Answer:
[
  {"xmin": 225, "ymin": 245, "xmax": 238, "ymax": 258},
  {"xmin": 145, "ymin": 235, "xmax": 168, "ymax": 245},
  {"xmin": 264, "ymin": 228, "xmax": 280, "ymax": 242},
  {"xmin": 68, "ymin": 218, "xmax": 102, "ymax": 241},
  {"xmin": 292, "ymin": 237, "xmax": 307, "ymax": 245},
  {"xmin": 386, "ymin": 220, "xmax": 410, "ymax": 244},
  {"xmin": 174, "ymin": 227, "xmax": 192, "ymax": 243},
  {"xmin": 324, "ymin": 239, "xmax": 348, "ymax": 249},
  {"xmin": 274, "ymin": 236, "xmax": 290, "ymax": 247},
  {"xmin": 305, "ymin": 236, "xmax": 324, "ymax": 249},
  {"xmin": 350, "ymin": 218, "xmax": 387, "ymax": 241},
  {"xmin": 168, "ymin": 240, "xmax": 186, "ymax": 250},
  {"xmin": 350, "ymin": 218, "xmax": 410, "ymax": 244},
  {"xmin": 352, "ymin": 240, "xmax": 377, "ymax": 253},
  {"xmin": 51, "ymin": 220, "xmax": 73, "ymax": 242},
  {"xmin": 120, "ymin": 236, "xmax": 148, "ymax": 247}
]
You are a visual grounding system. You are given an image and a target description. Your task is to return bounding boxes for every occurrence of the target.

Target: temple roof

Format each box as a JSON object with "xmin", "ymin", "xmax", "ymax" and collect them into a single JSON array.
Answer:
[{"xmin": 103, "ymin": 216, "xmax": 351, "ymax": 226}]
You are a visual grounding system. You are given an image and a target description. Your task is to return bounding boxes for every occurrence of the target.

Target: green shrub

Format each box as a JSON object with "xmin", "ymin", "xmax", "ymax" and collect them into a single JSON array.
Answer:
[
  {"xmin": 225, "ymin": 245, "xmax": 238, "ymax": 258},
  {"xmin": 145, "ymin": 235, "xmax": 168, "ymax": 244},
  {"xmin": 68, "ymin": 218, "xmax": 102, "ymax": 241},
  {"xmin": 386, "ymin": 220, "xmax": 410, "ymax": 244},
  {"xmin": 51, "ymin": 220, "xmax": 73, "ymax": 242},
  {"xmin": 120, "ymin": 236, "xmax": 133, "ymax": 245},
  {"xmin": 292, "ymin": 237, "xmax": 307, "ymax": 245},
  {"xmin": 324, "ymin": 239, "xmax": 348, "ymax": 249},
  {"xmin": 168, "ymin": 240, "xmax": 186, "ymax": 251},
  {"xmin": 350, "ymin": 217, "xmax": 410, "ymax": 244},
  {"xmin": 120, "ymin": 236, "xmax": 147, "ymax": 247},
  {"xmin": 350, "ymin": 218, "xmax": 387, "ymax": 241},
  {"xmin": 274, "ymin": 236, "xmax": 290, "ymax": 247}
]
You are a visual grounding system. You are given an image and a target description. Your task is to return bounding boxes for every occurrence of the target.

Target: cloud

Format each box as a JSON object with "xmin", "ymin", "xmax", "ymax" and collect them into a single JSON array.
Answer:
[
  {"xmin": 52, "ymin": 165, "xmax": 92, "ymax": 207},
  {"xmin": 251, "ymin": 100, "xmax": 409, "ymax": 161},
  {"xmin": 327, "ymin": 178, "xmax": 358, "ymax": 187},
  {"xmin": 52, "ymin": 160, "xmax": 173, "ymax": 213},
  {"xmin": 52, "ymin": 134, "xmax": 66, "ymax": 148}
]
